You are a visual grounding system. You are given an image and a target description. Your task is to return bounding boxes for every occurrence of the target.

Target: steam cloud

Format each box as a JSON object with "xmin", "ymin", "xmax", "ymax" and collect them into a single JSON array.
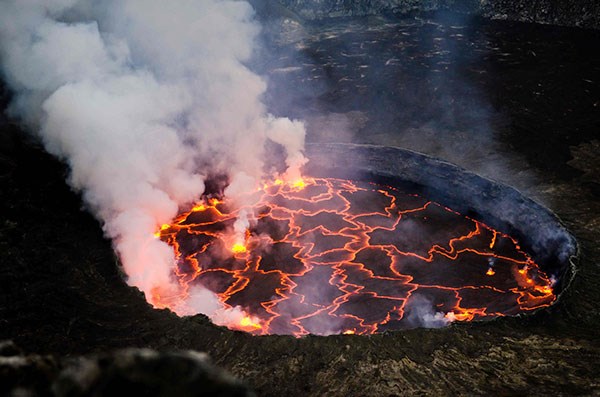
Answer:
[{"xmin": 0, "ymin": 1, "xmax": 306, "ymax": 319}]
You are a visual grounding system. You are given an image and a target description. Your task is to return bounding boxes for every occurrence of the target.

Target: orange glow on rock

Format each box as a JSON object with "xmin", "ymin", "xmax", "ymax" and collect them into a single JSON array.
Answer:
[{"xmin": 489, "ymin": 231, "xmax": 497, "ymax": 249}]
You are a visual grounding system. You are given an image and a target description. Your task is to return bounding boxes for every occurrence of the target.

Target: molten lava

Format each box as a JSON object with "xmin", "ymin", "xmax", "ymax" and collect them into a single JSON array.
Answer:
[{"xmin": 154, "ymin": 178, "xmax": 556, "ymax": 336}]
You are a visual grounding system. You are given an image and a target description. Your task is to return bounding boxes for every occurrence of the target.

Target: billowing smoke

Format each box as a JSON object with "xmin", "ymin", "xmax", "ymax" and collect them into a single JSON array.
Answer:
[
  {"xmin": 403, "ymin": 294, "xmax": 451, "ymax": 329},
  {"xmin": 0, "ymin": 1, "xmax": 306, "ymax": 320}
]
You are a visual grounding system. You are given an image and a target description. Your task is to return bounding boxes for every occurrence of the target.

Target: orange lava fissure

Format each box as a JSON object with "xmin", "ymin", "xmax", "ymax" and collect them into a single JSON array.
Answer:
[{"xmin": 155, "ymin": 177, "xmax": 555, "ymax": 336}]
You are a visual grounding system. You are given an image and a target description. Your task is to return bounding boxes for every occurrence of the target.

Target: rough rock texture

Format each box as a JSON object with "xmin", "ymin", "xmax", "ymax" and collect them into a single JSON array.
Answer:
[
  {"xmin": 2, "ymin": 12, "xmax": 600, "ymax": 397},
  {"xmin": 569, "ymin": 140, "xmax": 600, "ymax": 194},
  {"xmin": 480, "ymin": 0, "xmax": 600, "ymax": 29},
  {"xmin": 273, "ymin": 0, "xmax": 600, "ymax": 29},
  {"xmin": 0, "ymin": 342, "xmax": 253, "ymax": 397},
  {"xmin": 274, "ymin": 0, "xmax": 463, "ymax": 20}
]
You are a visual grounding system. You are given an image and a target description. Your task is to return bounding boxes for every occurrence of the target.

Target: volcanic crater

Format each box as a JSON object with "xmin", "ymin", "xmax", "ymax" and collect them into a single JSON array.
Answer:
[{"xmin": 2, "ymin": 7, "xmax": 598, "ymax": 396}]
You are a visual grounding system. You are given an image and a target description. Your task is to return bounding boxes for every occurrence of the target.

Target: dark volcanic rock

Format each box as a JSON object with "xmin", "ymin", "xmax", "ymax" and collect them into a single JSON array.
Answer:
[
  {"xmin": 275, "ymin": 0, "xmax": 464, "ymax": 20},
  {"xmin": 480, "ymin": 0, "xmax": 600, "ymax": 29},
  {"xmin": 0, "ymin": 346, "xmax": 58, "ymax": 396},
  {"xmin": 0, "ymin": 342, "xmax": 253, "ymax": 397},
  {"xmin": 272, "ymin": 0, "xmax": 600, "ymax": 29}
]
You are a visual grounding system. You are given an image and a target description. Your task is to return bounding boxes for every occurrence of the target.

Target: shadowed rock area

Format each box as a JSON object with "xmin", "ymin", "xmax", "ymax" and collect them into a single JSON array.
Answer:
[
  {"xmin": 269, "ymin": 0, "xmax": 600, "ymax": 29},
  {"xmin": 0, "ymin": 341, "xmax": 253, "ymax": 396}
]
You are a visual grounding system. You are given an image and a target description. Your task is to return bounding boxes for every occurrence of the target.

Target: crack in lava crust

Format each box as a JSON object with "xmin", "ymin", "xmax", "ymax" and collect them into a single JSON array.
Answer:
[{"xmin": 154, "ymin": 177, "xmax": 555, "ymax": 336}]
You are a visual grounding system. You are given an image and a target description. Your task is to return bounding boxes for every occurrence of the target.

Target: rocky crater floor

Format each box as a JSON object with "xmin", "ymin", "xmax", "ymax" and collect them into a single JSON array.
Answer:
[{"xmin": 1, "ymin": 11, "xmax": 600, "ymax": 396}]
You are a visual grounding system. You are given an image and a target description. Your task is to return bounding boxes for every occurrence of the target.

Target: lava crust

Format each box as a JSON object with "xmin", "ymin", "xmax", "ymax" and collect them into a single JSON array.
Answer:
[{"xmin": 155, "ymin": 177, "xmax": 555, "ymax": 336}]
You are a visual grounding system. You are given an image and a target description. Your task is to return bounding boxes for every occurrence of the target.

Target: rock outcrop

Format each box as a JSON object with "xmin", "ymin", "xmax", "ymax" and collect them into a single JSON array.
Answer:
[{"xmin": 0, "ymin": 341, "xmax": 254, "ymax": 397}]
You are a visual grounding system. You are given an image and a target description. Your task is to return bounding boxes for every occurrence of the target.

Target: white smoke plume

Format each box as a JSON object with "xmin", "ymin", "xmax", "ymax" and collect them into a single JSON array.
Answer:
[
  {"xmin": 404, "ymin": 294, "xmax": 452, "ymax": 328},
  {"xmin": 0, "ymin": 1, "xmax": 307, "ymax": 318}
]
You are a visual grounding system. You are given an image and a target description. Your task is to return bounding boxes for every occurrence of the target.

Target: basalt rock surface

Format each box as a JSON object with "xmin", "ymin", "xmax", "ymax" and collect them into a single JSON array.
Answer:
[{"xmin": 271, "ymin": 0, "xmax": 600, "ymax": 29}]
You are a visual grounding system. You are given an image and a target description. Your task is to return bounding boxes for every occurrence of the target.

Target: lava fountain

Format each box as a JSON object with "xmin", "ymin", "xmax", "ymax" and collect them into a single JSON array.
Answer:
[{"xmin": 152, "ymin": 144, "xmax": 576, "ymax": 336}]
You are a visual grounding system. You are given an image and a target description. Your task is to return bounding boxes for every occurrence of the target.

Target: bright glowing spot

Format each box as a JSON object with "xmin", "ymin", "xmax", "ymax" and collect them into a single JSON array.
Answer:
[
  {"xmin": 274, "ymin": 179, "xmax": 284, "ymax": 185},
  {"xmin": 292, "ymin": 179, "xmax": 305, "ymax": 189},
  {"xmin": 343, "ymin": 330, "xmax": 355, "ymax": 335},
  {"xmin": 154, "ymin": 223, "xmax": 170, "ymax": 238},
  {"xmin": 210, "ymin": 198, "xmax": 220, "ymax": 206},
  {"xmin": 446, "ymin": 310, "xmax": 479, "ymax": 322},
  {"xmin": 536, "ymin": 285, "xmax": 552, "ymax": 294},
  {"xmin": 486, "ymin": 268, "xmax": 495, "ymax": 276},
  {"xmin": 192, "ymin": 203, "xmax": 206, "ymax": 212},
  {"xmin": 240, "ymin": 316, "xmax": 261, "ymax": 329},
  {"xmin": 232, "ymin": 243, "xmax": 247, "ymax": 254},
  {"xmin": 451, "ymin": 313, "xmax": 470, "ymax": 321},
  {"xmin": 518, "ymin": 267, "xmax": 528, "ymax": 275}
]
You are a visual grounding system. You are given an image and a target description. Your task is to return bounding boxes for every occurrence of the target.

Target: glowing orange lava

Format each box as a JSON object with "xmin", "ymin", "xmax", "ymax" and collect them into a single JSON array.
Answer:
[
  {"xmin": 239, "ymin": 316, "xmax": 262, "ymax": 330},
  {"xmin": 155, "ymin": 178, "xmax": 556, "ymax": 336},
  {"xmin": 231, "ymin": 243, "xmax": 247, "ymax": 254}
]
